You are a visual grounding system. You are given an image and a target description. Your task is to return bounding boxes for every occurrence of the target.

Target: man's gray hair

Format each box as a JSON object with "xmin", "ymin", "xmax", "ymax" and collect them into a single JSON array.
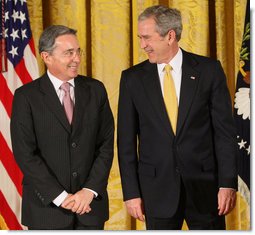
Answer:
[
  {"xmin": 138, "ymin": 5, "xmax": 182, "ymax": 41},
  {"xmin": 39, "ymin": 25, "xmax": 77, "ymax": 53}
]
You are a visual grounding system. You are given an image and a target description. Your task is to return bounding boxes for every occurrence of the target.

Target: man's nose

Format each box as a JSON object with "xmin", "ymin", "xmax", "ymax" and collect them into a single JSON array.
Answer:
[
  {"xmin": 73, "ymin": 52, "xmax": 81, "ymax": 62},
  {"xmin": 140, "ymin": 38, "xmax": 147, "ymax": 49}
]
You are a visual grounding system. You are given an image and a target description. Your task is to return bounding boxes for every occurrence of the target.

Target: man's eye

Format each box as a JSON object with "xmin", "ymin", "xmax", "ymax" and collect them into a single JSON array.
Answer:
[{"xmin": 65, "ymin": 51, "xmax": 74, "ymax": 56}]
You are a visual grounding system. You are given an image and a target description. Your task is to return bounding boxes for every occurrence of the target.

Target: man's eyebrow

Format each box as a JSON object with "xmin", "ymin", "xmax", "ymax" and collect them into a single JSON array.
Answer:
[{"xmin": 138, "ymin": 35, "xmax": 150, "ymax": 38}]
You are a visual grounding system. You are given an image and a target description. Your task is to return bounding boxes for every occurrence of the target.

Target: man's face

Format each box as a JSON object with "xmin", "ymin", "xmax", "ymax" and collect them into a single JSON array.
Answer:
[
  {"xmin": 43, "ymin": 34, "xmax": 81, "ymax": 81},
  {"xmin": 138, "ymin": 17, "xmax": 171, "ymax": 64}
]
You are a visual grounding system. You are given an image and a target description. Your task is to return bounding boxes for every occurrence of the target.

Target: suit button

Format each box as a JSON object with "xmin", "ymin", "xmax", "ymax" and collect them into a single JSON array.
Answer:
[
  {"xmin": 71, "ymin": 142, "xmax": 77, "ymax": 148},
  {"xmin": 175, "ymin": 167, "xmax": 180, "ymax": 173},
  {"xmin": 72, "ymin": 172, "xmax": 78, "ymax": 177}
]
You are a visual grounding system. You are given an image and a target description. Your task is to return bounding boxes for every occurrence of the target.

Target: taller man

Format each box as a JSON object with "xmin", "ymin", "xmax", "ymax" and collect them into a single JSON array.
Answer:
[{"xmin": 117, "ymin": 5, "xmax": 237, "ymax": 230}]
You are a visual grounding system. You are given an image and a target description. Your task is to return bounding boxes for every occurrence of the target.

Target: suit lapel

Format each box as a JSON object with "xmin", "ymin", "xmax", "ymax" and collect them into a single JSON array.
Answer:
[
  {"xmin": 177, "ymin": 51, "xmax": 200, "ymax": 135},
  {"xmin": 72, "ymin": 76, "xmax": 90, "ymax": 136},
  {"xmin": 39, "ymin": 74, "xmax": 71, "ymax": 133},
  {"xmin": 141, "ymin": 61, "xmax": 173, "ymax": 136}
]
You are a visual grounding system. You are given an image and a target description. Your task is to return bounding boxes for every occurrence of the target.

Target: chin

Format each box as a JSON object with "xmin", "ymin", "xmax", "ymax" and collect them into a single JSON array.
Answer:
[{"xmin": 70, "ymin": 72, "xmax": 78, "ymax": 78}]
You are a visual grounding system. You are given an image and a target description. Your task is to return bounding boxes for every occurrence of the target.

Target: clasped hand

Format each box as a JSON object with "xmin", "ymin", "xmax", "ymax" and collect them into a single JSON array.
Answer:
[{"xmin": 61, "ymin": 188, "xmax": 94, "ymax": 215}]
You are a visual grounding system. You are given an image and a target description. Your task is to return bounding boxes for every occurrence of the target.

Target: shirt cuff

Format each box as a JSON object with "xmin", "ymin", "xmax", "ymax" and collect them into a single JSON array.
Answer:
[
  {"xmin": 219, "ymin": 187, "xmax": 236, "ymax": 191},
  {"xmin": 52, "ymin": 190, "xmax": 68, "ymax": 207},
  {"xmin": 83, "ymin": 188, "xmax": 98, "ymax": 198}
]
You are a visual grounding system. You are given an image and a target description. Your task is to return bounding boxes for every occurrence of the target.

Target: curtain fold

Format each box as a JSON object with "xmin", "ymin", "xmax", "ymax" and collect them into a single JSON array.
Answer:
[
  {"xmin": 170, "ymin": 0, "xmax": 210, "ymax": 56},
  {"xmin": 24, "ymin": 0, "xmax": 249, "ymax": 230},
  {"xmin": 90, "ymin": 0, "xmax": 132, "ymax": 230}
]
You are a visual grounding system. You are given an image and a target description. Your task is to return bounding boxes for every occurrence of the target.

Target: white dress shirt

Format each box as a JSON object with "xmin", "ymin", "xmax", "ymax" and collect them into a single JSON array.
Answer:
[{"xmin": 157, "ymin": 47, "xmax": 183, "ymax": 104}]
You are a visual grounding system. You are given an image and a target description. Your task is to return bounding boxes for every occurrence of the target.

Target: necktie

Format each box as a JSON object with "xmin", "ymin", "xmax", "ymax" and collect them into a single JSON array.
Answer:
[
  {"xmin": 61, "ymin": 82, "xmax": 74, "ymax": 124},
  {"xmin": 163, "ymin": 64, "xmax": 178, "ymax": 135}
]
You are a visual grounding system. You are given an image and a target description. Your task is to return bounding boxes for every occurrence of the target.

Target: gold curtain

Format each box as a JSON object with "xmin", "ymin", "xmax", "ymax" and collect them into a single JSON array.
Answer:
[{"xmin": 26, "ymin": 0, "xmax": 248, "ymax": 230}]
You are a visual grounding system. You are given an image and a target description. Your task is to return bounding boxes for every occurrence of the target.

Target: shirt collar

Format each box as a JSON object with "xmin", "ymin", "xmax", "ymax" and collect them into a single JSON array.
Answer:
[
  {"xmin": 157, "ymin": 48, "xmax": 183, "ymax": 74},
  {"xmin": 47, "ymin": 70, "xmax": 75, "ymax": 91}
]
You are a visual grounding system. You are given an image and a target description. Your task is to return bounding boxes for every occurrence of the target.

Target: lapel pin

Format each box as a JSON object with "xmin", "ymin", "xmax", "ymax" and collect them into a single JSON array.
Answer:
[{"xmin": 190, "ymin": 76, "xmax": 196, "ymax": 80}]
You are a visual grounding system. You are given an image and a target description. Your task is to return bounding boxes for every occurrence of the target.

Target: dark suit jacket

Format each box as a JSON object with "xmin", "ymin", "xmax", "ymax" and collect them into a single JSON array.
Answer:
[
  {"xmin": 117, "ymin": 49, "xmax": 237, "ymax": 218},
  {"xmin": 10, "ymin": 74, "xmax": 114, "ymax": 229}
]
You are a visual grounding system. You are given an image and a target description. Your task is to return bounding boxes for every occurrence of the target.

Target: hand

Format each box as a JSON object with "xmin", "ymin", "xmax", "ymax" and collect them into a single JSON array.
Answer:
[
  {"xmin": 218, "ymin": 188, "xmax": 236, "ymax": 215},
  {"xmin": 60, "ymin": 193, "xmax": 74, "ymax": 210},
  {"xmin": 61, "ymin": 189, "xmax": 94, "ymax": 215},
  {"xmin": 125, "ymin": 197, "xmax": 145, "ymax": 222}
]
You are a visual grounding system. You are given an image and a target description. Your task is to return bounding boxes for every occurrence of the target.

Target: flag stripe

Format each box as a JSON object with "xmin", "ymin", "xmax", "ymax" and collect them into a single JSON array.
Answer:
[
  {"xmin": 24, "ymin": 42, "xmax": 39, "ymax": 79},
  {"xmin": 0, "ymin": 103, "xmax": 12, "ymax": 150},
  {"xmin": 0, "ymin": 1, "xmax": 39, "ymax": 229},
  {"xmin": 28, "ymin": 38, "xmax": 36, "ymax": 55},
  {"xmin": 0, "ymin": 74, "xmax": 14, "ymax": 117},
  {"xmin": 0, "ymin": 132, "xmax": 23, "ymax": 196},
  {"xmin": 0, "ymin": 162, "xmax": 22, "ymax": 228},
  {"xmin": 14, "ymin": 58, "xmax": 33, "ymax": 84},
  {"xmin": 2, "ymin": 60, "xmax": 24, "ymax": 95},
  {"xmin": 0, "ymin": 190, "xmax": 22, "ymax": 230}
]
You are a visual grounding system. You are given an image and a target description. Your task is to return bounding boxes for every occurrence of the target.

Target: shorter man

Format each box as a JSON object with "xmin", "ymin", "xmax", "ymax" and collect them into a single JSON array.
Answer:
[{"xmin": 11, "ymin": 25, "xmax": 114, "ymax": 230}]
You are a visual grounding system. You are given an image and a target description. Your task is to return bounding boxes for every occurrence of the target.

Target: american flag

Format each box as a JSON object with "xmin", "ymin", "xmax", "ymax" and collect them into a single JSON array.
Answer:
[{"xmin": 0, "ymin": 0, "xmax": 39, "ymax": 230}]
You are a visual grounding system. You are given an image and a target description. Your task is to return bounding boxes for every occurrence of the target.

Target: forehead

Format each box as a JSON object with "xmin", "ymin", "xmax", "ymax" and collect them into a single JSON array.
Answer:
[
  {"xmin": 138, "ymin": 17, "xmax": 157, "ymax": 34},
  {"xmin": 54, "ymin": 34, "xmax": 79, "ymax": 49}
]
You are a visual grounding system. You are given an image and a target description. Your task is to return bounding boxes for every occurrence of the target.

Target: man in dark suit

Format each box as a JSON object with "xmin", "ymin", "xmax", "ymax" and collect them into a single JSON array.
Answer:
[
  {"xmin": 117, "ymin": 5, "xmax": 237, "ymax": 230},
  {"xmin": 10, "ymin": 25, "xmax": 114, "ymax": 230}
]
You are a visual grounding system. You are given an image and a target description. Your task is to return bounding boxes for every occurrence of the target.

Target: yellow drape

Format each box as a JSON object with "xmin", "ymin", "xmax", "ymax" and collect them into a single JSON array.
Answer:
[
  {"xmin": 0, "ymin": 214, "xmax": 8, "ymax": 230},
  {"xmin": 23, "ymin": 0, "xmax": 249, "ymax": 230},
  {"xmin": 90, "ymin": 0, "xmax": 132, "ymax": 230}
]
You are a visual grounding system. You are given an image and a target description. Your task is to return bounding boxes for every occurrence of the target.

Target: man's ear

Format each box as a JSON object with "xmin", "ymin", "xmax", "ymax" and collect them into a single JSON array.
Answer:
[
  {"xmin": 40, "ymin": 51, "xmax": 51, "ymax": 64},
  {"xmin": 167, "ymin": 30, "xmax": 176, "ymax": 43}
]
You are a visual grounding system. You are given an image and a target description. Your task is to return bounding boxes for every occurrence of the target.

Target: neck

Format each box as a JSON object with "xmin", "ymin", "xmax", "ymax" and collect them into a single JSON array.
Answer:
[{"xmin": 165, "ymin": 45, "xmax": 179, "ymax": 64}]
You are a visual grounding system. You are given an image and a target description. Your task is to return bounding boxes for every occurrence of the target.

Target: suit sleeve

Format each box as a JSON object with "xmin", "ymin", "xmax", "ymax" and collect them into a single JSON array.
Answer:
[
  {"xmin": 83, "ymin": 83, "xmax": 114, "ymax": 196},
  {"xmin": 10, "ymin": 89, "xmax": 64, "ymax": 205},
  {"xmin": 117, "ymin": 72, "xmax": 141, "ymax": 201},
  {"xmin": 210, "ymin": 61, "xmax": 238, "ymax": 189}
]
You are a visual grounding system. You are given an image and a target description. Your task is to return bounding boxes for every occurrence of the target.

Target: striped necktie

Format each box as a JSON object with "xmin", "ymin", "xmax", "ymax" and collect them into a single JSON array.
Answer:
[{"xmin": 61, "ymin": 82, "xmax": 74, "ymax": 124}]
